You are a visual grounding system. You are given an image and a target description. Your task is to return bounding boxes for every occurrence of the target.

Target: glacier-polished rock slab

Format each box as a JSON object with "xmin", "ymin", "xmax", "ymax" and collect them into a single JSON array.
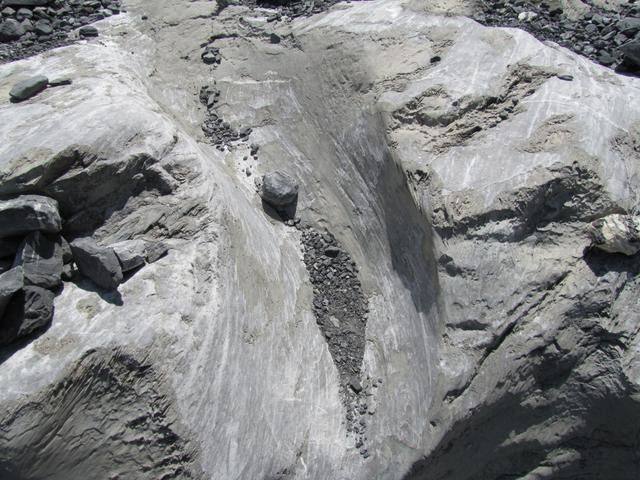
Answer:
[{"xmin": 0, "ymin": 0, "xmax": 638, "ymax": 479}]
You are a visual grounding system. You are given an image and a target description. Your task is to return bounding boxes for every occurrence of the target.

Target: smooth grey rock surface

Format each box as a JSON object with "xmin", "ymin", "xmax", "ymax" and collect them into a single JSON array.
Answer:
[
  {"xmin": 69, "ymin": 238, "xmax": 123, "ymax": 290},
  {"xmin": 13, "ymin": 231, "xmax": 63, "ymax": 289},
  {"xmin": 0, "ymin": 195, "xmax": 61, "ymax": 238},
  {"xmin": 0, "ymin": 1, "xmax": 638, "ymax": 479}
]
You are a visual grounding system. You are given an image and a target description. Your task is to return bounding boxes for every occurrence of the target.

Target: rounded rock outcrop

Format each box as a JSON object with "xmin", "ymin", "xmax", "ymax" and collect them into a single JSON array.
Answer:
[{"xmin": 260, "ymin": 171, "xmax": 299, "ymax": 208}]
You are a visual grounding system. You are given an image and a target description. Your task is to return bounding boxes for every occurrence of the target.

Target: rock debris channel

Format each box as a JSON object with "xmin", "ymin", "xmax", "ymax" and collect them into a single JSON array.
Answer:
[{"xmin": 298, "ymin": 224, "xmax": 373, "ymax": 457}]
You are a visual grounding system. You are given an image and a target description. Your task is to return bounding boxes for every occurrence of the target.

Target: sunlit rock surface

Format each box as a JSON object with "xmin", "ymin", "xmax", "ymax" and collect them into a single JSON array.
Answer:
[{"xmin": 0, "ymin": 1, "xmax": 639, "ymax": 479}]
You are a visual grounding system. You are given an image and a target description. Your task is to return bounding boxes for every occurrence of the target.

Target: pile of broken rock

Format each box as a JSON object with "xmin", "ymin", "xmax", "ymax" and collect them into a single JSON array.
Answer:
[
  {"xmin": 0, "ymin": 0, "xmax": 121, "ymax": 62},
  {"xmin": 0, "ymin": 194, "xmax": 167, "ymax": 347}
]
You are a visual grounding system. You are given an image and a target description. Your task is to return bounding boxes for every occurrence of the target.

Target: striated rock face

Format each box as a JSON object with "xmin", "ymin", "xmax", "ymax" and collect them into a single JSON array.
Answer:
[{"xmin": 0, "ymin": 0, "xmax": 639, "ymax": 479}]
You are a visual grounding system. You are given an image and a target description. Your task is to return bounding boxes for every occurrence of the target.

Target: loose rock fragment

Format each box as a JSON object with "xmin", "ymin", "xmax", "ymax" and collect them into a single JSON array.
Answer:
[
  {"xmin": 13, "ymin": 231, "xmax": 63, "ymax": 290},
  {"xmin": 0, "ymin": 285, "xmax": 54, "ymax": 346},
  {"xmin": 112, "ymin": 239, "xmax": 147, "ymax": 272},
  {"xmin": 0, "ymin": 195, "xmax": 61, "ymax": 238},
  {"xmin": 619, "ymin": 41, "xmax": 640, "ymax": 73},
  {"xmin": 589, "ymin": 214, "xmax": 640, "ymax": 255},
  {"xmin": 145, "ymin": 241, "xmax": 168, "ymax": 264},
  {"xmin": 0, "ymin": 18, "xmax": 25, "ymax": 42},
  {"xmin": 78, "ymin": 25, "xmax": 98, "ymax": 38},
  {"xmin": 9, "ymin": 75, "xmax": 48, "ymax": 102},
  {"xmin": 260, "ymin": 171, "xmax": 299, "ymax": 208},
  {"xmin": 70, "ymin": 237, "xmax": 123, "ymax": 290},
  {"xmin": 48, "ymin": 77, "xmax": 72, "ymax": 87}
]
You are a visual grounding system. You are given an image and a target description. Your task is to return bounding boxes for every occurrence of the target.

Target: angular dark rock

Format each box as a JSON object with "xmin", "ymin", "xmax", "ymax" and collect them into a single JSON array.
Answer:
[
  {"xmin": 0, "ymin": 285, "xmax": 54, "ymax": 346},
  {"xmin": 260, "ymin": 171, "xmax": 299, "ymax": 208},
  {"xmin": 33, "ymin": 19, "xmax": 52, "ymax": 36},
  {"xmin": 0, "ymin": 266, "xmax": 23, "ymax": 318},
  {"xmin": 48, "ymin": 77, "xmax": 72, "ymax": 87},
  {"xmin": 13, "ymin": 231, "xmax": 63, "ymax": 290},
  {"xmin": 0, "ymin": 195, "xmax": 61, "ymax": 238},
  {"xmin": 0, "ymin": 18, "xmax": 25, "ymax": 42},
  {"xmin": 619, "ymin": 41, "xmax": 640, "ymax": 72},
  {"xmin": 324, "ymin": 246, "xmax": 340, "ymax": 258},
  {"xmin": 78, "ymin": 25, "xmax": 98, "ymax": 38},
  {"xmin": 9, "ymin": 75, "xmax": 48, "ymax": 102},
  {"xmin": 70, "ymin": 237, "xmax": 123, "ymax": 290},
  {"xmin": 349, "ymin": 377, "xmax": 363, "ymax": 393}
]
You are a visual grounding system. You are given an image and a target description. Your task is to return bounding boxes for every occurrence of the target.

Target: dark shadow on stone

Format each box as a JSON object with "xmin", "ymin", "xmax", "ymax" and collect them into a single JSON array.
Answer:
[
  {"xmin": 342, "ymin": 111, "xmax": 440, "ymax": 316},
  {"xmin": 121, "ymin": 264, "xmax": 145, "ymax": 284},
  {"xmin": 261, "ymin": 198, "xmax": 298, "ymax": 222},
  {"xmin": 583, "ymin": 247, "xmax": 640, "ymax": 277},
  {"xmin": 71, "ymin": 277, "xmax": 123, "ymax": 306},
  {"xmin": 0, "ymin": 326, "xmax": 48, "ymax": 367}
]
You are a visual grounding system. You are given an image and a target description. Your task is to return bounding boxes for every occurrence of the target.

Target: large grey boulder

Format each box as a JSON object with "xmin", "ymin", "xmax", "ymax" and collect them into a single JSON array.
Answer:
[
  {"xmin": 260, "ymin": 171, "xmax": 299, "ymax": 208},
  {"xmin": 70, "ymin": 238, "xmax": 123, "ymax": 290},
  {"xmin": 0, "ymin": 19, "xmax": 25, "ymax": 42},
  {"xmin": 9, "ymin": 75, "xmax": 48, "ymax": 103},
  {"xmin": 0, "ymin": 195, "xmax": 61, "ymax": 238},
  {"xmin": 13, "ymin": 231, "xmax": 63, "ymax": 289},
  {"xmin": 619, "ymin": 41, "xmax": 640, "ymax": 73},
  {"xmin": 0, "ymin": 266, "xmax": 23, "ymax": 319},
  {"xmin": 0, "ymin": 286, "xmax": 54, "ymax": 346},
  {"xmin": 78, "ymin": 26, "xmax": 99, "ymax": 38},
  {"xmin": 589, "ymin": 214, "xmax": 640, "ymax": 255}
]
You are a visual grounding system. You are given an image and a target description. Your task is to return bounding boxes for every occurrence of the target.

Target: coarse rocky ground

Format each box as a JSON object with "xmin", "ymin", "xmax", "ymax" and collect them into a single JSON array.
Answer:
[{"xmin": 0, "ymin": 0, "xmax": 639, "ymax": 479}]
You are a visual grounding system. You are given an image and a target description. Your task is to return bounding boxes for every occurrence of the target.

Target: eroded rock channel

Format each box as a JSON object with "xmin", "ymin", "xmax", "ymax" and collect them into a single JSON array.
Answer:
[{"xmin": 298, "ymin": 224, "xmax": 372, "ymax": 454}]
